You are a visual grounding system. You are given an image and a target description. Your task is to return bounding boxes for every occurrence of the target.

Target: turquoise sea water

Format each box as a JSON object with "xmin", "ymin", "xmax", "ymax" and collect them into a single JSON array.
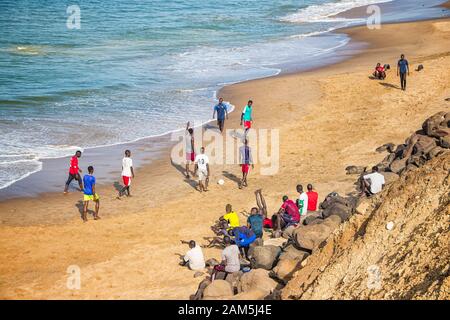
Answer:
[{"xmin": 0, "ymin": 0, "xmax": 448, "ymax": 190}]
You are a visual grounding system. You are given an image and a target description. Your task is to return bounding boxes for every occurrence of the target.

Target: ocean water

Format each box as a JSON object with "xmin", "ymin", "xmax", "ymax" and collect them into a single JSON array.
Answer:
[{"xmin": 0, "ymin": 0, "xmax": 447, "ymax": 191}]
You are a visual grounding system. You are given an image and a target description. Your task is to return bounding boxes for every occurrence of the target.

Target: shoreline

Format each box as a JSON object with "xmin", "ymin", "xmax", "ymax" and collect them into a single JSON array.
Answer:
[
  {"xmin": 0, "ymin": 7, "xmax": 450, "ymax": 299},
  {"xmin": 1, "ymin": 0, "xmax": 449, "ymax": 203}
]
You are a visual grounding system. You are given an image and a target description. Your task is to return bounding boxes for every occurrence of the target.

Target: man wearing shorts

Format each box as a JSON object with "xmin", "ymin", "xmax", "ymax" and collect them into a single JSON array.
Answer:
[
  {"xmin": 64, "ymin": 150, "xmax": 83, "ymax": 193},
  {"xmin": 194, "ymin": 147, "xmax": 209, "ymax": 192},
  {"xmin": 82, "ymin": 166, "xmax": 100, "ymax": 222},
  {"xmin": 118, "ymin": 149, "xmax": 134, "ymax": 198},
  {"xmin": 240, "ymin": 100, "xmax": 253, "ymax": 134},
  {"xmin": 397, "ymin": 54, "xmax": 410, "ymax": 91},
  {"xmin": 212, "ymin": 97, "xmax": 228, "ymax": 133},
  {"xmin": 239, "ymin": 138, "xmax": 253, "ymax": 189},
  {"xmin": 185, "ymin": 121, "xmax": 195, "ymax": 178}
]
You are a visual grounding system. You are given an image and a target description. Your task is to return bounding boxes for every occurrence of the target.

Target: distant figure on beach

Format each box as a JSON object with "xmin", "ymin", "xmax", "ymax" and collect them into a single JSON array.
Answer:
[
  {"xmin": 360, "ymin": 166, "xmax": 385, "ymax": 197},
  {"xmin": 296, "ymin": 184, "xmax": 308, "ymax": 222},
  {"xmin": 240, "ymin": 100, "xmax": 253, "ymax": 135},
  {"xmin": 212, "ymin": 97, "xmax": 228, "ymax": 133},
  {"xmin": 239, "ymin": 139, "xmax": 254, "ymax": 189},
  {"xmin": 397, "ymin": 54, "xmax": 410, "ymax": 91},
  {"xmin": 179, "ymin": 240, "xmax": 205, "ymax": 271},
  {"xmin": 211, "ymin": 236, "xmax": 240, "ymax": 281},
  {"xmin": 64, "ymin": 150, "xmax": 83, "ymax": 194},
  {"xmin": 306, "ymin": 183, "xmax": 319, "ymax": 212},
  {"xmin": 82, "ymin": 166, "xmax": 100, "ymax": 222},
  {"xmin": 194, "ymin": 147, "xmax": 210, "ymax": 192},
  {"xmin": 373, "ymin": 62, "xmax": 386, "ymax": 80},
  {"xmin": 118, "ymin": 149, "xmax": 134, "ymax": 198},
  {"xmin": 185, "ymin": 121, "xmax": 195, "ymax": 178}
]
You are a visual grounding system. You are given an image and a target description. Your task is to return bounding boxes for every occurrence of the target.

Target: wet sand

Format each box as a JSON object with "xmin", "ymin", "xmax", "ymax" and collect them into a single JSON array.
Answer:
[{"xmin": 0, "ymin": 14, "xmax": 450, "ymax": 298}]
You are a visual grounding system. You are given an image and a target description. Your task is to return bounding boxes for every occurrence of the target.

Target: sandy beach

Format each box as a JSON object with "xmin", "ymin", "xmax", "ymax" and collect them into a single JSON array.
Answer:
[{"xmin": 1, "ymin": 9, "xmax": 450, "ymax": 299}]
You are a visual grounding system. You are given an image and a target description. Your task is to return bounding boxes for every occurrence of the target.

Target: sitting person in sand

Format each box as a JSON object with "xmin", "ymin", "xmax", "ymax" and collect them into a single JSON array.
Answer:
[
  {"xmin": 373, "ymin": 63, "xmax": 386, "ymax": 80},
  {"xmin": 360, "ymin": 166, "xmax": 385, "ymax": 197},
  {"xmin": 179, "ymin": 240, "xmax": 205, "ymax": 271},
  {"xmin": 229, "ymin": 226, "xmax": 256, "ymax": 259},
  {"xmin": 272, "ymin": 195, "xmax": 300, "ymax": 232},
  {"xmin": 211, "ymin": 236, "xmax": 241, "ymax": 280},
  {"xmin": 222, "ymin": 204, "xmax": 240, "ymax": 230}
]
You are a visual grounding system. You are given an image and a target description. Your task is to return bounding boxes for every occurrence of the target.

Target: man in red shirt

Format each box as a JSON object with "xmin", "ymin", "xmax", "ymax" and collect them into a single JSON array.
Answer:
[
  {"xmin": 273, "ymin": 195, "xmax": 300, "ymax": 232},
  {"xmin": 306, "ymin": 183, "xmax": 319, "ymax": 212},
  {"xmin": 64, "ymin": 150, "xmax": 83, "ymax": 193}
]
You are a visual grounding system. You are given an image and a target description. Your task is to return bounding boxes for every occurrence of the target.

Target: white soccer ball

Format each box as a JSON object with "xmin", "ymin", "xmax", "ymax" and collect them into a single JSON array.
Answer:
[
  {"xmin": 386, "ymin": 221, "xmax": 394, "ymax": 230},
  {"xmin": 218, "ymin": 179, "xmax": 225, "ymax": 185}
]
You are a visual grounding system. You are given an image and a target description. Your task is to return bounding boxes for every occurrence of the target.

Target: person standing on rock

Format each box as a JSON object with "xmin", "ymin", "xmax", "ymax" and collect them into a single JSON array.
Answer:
[
  {"xmin": 397, "ymin": 54, "xmax": 410, "ymax": 91},
  {"xmin": 360, "ymin": 166, "xmax": 385, "ymax": 196}
]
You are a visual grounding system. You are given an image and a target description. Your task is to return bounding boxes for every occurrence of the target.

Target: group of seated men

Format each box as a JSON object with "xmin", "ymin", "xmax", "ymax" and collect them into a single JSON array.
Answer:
[{"xmin": 179, "ymin": 184, "xmax": 320, "ymax": 279}]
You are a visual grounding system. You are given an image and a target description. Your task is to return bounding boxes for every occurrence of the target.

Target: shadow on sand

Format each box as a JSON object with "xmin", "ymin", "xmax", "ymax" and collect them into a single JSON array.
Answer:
[{"xmin": 170, "ymin": 158, "xmax": 198, "ymax": 190}]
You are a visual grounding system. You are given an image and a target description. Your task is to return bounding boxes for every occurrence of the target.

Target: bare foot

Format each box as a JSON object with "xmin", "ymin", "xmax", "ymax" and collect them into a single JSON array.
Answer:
[{"xmin": 94, "ymin": 215, "xmax": 101, "ymax": 220}]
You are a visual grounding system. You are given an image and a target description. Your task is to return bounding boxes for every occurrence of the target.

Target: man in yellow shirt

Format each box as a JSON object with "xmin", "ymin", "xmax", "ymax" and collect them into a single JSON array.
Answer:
[{"xmin": 223, "ymin": 204, "xmax": 240, "ymax": 230}]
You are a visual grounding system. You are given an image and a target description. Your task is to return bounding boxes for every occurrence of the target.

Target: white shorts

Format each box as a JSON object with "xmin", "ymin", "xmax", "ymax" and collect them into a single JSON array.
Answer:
[{"xmin": 198, "ymin": 169, "xmax": 208, "ymax": 181}]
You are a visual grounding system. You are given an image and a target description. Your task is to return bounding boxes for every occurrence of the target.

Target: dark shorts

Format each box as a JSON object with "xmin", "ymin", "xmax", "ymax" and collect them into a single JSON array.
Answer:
[{"xmin": 66, "ymin": 173, "xmax": 81, "ymax": 185}]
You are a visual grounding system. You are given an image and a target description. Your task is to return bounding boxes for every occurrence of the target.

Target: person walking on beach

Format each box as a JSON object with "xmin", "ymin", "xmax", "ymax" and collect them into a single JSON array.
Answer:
[
  {"xmin": 397, "ymin": 54, "xmax": 410, "ymax": 91},
  {"xmin": 82, "ymin": 166, "xmax": 100, "ymax": 222},
  {"xmin": 118, "ymin": 149, "xmax": 134, "ymax": 198},
  {"xmin": 194, "ymin": 147, "xmax": 210, "ymax": 192},
  {"xmin": 212, "ymin": 97, "xmax": 228, "ymax": 133},
  {"xmin": 185, "ymin": 121, "xmax": 195, "ymax": 178},
  {"xmin": 240, "ymin": 100, "xmax": 253, "ymax": 135},
  {"xmin": 239, "ymin": 138, "xmax": 253, "ymax": 189},
  {"xmin": 64, "ymin": 150, "xmax": 83, "ymax": 194}
]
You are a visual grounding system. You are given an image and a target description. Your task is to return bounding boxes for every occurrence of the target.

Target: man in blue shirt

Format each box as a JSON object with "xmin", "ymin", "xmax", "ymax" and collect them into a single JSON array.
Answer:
[
  {"xmin": 212, "ymin": 97, "xmax": 228, "ymax": 133},
  {"xmin": 397, "ymin": 54, "xmax": 410, "ymax": 91},
  {"xmin": 82, "ymin": 166, "xmax": 100, "ymax": 222}
]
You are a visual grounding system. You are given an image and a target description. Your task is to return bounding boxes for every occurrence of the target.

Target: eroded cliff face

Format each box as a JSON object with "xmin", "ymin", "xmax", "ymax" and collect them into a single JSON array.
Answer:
[{"xmin": 282, "ymin": 153, "xmax": 450, "ymax": 300}]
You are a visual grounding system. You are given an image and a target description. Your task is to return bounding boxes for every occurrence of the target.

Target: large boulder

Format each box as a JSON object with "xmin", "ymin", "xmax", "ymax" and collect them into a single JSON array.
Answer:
[
  {"xmin": 322, "ymin": 202, "xmax": 352, "ymax": 221},
  {"xmin": 356, "ymin": 197, "xmax": 374, "ymax": 215},
  {"xmin": 428, "ymin": 146, "xmax": 447, "ymax": 159},
  {"xmin": 279, "ymin": 244, "xmax": 310, "ymax": 261},
  {"xmin": 272, "ymin": 259, "xmax": 302, "ymax": 283},
  {"xmin": 230, "ymin": 289, "xmax": 268, "ymax": 300},
  {"xmin": 249, "ymin": 245, "xmax": 281, "ymax": 270},
  {"xmin": 422, "ymin": 111, "xmax": 447, "ymax": 138},
  {"xmin": 381, "ymin": 171, "xmax": 399, "ymax": 185},
  {"xmin": 239, "ymin": 269, "xmax": 278, "ymax": 294},
  {"xmin": 282, "ymin": 225, "xmax": 296, "ymax": 239},
  {"xmin": 302, "ymin": 212, "xmax": 322, "ymax": 225},
  {"xmin": 322, "ymin": 215, "xmax": 342, "ymax": 229},
  {"xmin": 320, "ymin": 192, "xmax": 350, "ymax": 209},
  {"xmin": 440, "ymin": 135, "xmax": 450, "ymax": 149},
  {"xmin": 293, "ymin": 223, "xmax": 333, "ymax": 252},
  {"xmin": 389, "ymin": 157, "xmax": 408, "ymax": 174},
  {"xmin": 413, "ymin": 135, "xmax": 437, "ymax": 155},
  {"xmin": 202, "ymin": 280, "xmax": 233, "ymax": 299},
  {"xmin": 345, "ymin": 165, "xmax": 366, "ymax": 175}
]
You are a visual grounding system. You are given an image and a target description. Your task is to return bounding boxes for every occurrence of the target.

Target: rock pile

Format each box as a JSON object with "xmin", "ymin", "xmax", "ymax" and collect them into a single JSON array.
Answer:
[{"xmin": 193, "ymin": 111, "xmax": 450, "ymax": 300}]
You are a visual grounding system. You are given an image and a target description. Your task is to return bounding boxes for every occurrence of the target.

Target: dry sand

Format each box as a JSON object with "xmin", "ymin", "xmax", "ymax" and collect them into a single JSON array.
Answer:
[{"xmin": 0, "ymin": 18, "xmax": 449, "ymax": 299}]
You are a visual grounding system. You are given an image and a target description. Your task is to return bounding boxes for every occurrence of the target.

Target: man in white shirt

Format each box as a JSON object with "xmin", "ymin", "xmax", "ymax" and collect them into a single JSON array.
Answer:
[
  {"xmin": 118, "ymin": 149, "xmax": 135, "ymax": 198},
  {"xmin": 194, "ymin": 147, "xmax": 210, "ymax": 192},
  {"xmin": 361, "ymin": 166, "xmax": 385, "ymax": 196},
  {"xmin": 212, "ymin": 236, "xmax": 240, "ymax": 280},
  {"xmin": 180, "ymin": 240, "xmax": 205, "ymax": 271},
  {"xmin": 296, "ymin": 184, "xmax": 309, "ymax": 222}
]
